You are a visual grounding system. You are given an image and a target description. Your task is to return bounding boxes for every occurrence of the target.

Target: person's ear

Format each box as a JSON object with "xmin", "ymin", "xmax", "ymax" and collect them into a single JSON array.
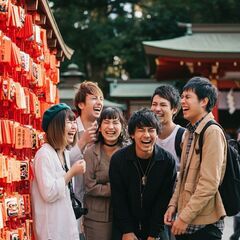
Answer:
[
  {"xmin": 172, "ymin": 107, "xmax": 178, "ymax": 116},
  {"xmin": 78, "ymin": 102, "xmax": 85, "ymax": 110},
  {"xmin": 201, "ymin": 97, "xmax": 209, "ymax": 109}
]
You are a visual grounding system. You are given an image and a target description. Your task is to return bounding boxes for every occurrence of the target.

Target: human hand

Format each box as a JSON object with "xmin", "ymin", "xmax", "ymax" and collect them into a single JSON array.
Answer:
[
  {"xmin": 71, "ymin": 159, "xmax": 86, "ymax": 175},
  {"xmin": 78, "ymin": 124, "xmax": 97, "ymax": 150},
  {"xmin": 80, "ymin": 219, "xmax": 84, "ymax": 233},
  {"xmin": 122, "ymin": 232, "xmax": 138, "ymax": 240},
  {"xmin": 164, "ymin": 206, "xmax": 176, "ymax": 226},
  {"xmin": 171, "ymin": 217, "xmax": 188, "ymax": 235},
  {"xmin": 64, "ymin": 160, "xmax": 86, "ymax": 184}
]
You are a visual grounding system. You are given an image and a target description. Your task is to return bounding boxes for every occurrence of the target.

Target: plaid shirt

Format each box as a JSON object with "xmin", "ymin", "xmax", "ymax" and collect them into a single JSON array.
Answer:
[{"xmin": 184, "ymin": 117, "xmax": 224, "ymax": 234}]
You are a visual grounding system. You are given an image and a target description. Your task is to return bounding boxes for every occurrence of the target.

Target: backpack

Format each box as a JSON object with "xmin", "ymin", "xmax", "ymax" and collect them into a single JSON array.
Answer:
[
  {"xmin": 199, "ymin": 120, "xmax": 240, "ymax": 216},
  {"xmin": 175, "ymin": 127, "xmax": 185, "ymax": 159}
]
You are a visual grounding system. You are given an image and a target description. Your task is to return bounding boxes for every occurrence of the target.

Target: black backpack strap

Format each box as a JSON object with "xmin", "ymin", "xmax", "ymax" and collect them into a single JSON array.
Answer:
[
  {"xmin": 175, "ymin": 127, "xmax": 185, "ymax": 158},
  {"xmin": 199, "ymin": 120, "xmax": 221, "ymax": 163}
]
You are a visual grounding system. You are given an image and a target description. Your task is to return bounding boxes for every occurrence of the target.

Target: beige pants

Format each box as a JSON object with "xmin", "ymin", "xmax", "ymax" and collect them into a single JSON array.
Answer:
[{"xmin": 83, "ymin": 218, "xmax": 112, "ymax": 240}]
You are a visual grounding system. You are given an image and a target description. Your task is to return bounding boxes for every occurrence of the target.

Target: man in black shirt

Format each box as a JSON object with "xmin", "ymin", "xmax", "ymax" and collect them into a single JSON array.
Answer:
[{"xmin": 109, "ymin": 108, "xmax": 177, "ymax": 240}]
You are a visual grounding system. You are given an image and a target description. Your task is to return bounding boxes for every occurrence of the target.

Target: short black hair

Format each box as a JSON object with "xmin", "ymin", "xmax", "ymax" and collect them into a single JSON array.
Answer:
[
  {"xmin": 128, "ymin": 108, "xmax": 161, "ymax": 136},
  {"xmin": 237, "ymin": 127, "xmax": 240, "ymax": 135},
  {"xmin": 183, "ymin": 76, "xmax": 218, "ymax": 112},
  {"xmin": 151, "ymin": 84, "xmax": 180, "ymax": 110}
]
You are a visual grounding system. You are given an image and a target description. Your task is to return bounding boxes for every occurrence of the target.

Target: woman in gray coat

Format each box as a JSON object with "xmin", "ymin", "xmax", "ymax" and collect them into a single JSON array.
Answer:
[{"xmin": 83, "ymin": 107, "xmax": 128, "ymax": 240}]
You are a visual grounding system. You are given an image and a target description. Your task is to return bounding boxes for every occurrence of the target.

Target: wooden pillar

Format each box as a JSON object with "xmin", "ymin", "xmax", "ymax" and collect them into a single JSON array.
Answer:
[
  {"xmin": 212, "ymin": 105, "xmax": 219, "ymax": 122},
  {"xmin": 210, "ymin": 72, "xmax": 219, "ymax": 122}
]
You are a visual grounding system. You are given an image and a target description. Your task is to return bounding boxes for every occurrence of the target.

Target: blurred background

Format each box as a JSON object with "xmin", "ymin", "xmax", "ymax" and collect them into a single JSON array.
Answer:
[{"xmin": 49, "ymin": 0, "xmax": 240, "ymax": 139}]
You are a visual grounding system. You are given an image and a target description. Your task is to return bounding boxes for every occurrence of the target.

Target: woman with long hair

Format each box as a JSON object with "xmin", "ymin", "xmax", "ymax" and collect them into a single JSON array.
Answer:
[{"xmin": 83, "ymin": 107, "xmax": 128, "ymax": 240}]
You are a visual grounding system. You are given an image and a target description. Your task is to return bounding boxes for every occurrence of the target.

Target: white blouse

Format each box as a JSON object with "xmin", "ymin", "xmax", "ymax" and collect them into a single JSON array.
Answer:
[{"xmin": 31, "ymin": 143, "xmax": 79, "ymax": 240}]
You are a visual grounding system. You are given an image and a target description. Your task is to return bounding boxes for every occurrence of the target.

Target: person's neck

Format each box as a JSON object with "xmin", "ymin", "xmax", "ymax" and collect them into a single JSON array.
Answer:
[
  {"xmin": 56, "ymin": 148, "xmax": 64, "ymax": 155},
  {"xmin": 56, "ymin": 149, "xmax": 65, "ymax": 164},
  {"xmin": 80, "ymin": 114, "xmax": 96, "ymax": 129},
  {"xmin": 159, "ymin": 122, "xmax": 176, "ymax": 139},
  {"xmin": 136, "ymin": 150, "xmax": 153, "ymax": 160},
  {"xmin": 103, "ymin": 141, "xmax": 119, "ymax": 147},
  {"xmin": 190, "ymin": 112, "xmax": 208, "ymax": 126},
  {"xmin": 103, "ymin": 143, "xmax": 120, "ymax": 157}
]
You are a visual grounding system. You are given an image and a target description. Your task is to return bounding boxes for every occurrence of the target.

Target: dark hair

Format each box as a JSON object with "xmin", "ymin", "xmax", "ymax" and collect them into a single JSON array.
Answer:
[
  {"xmin": 183, "ymin": 76, "xmax": 218, "ymax": 112},
  {"xmin": 46, "ymin": 109, "xmax": 77, "ymax": 149},
  {"xmin": 151, "ymin": 84, "xmax": 181, "ymax": 110},
  {"xmin": 74, "ymin": 81, "xmax": 103, "ymax": 115},
  {"xmin": 128, "ymin": 108, "xmax": 161, "ymax": 136},
  {"xmin": 237, "ymin": 128, "xmax": 240, "ymax": 134},
  {"xmin": 96, "ymin": 107, "xmax": 128, "ymax": 146}
]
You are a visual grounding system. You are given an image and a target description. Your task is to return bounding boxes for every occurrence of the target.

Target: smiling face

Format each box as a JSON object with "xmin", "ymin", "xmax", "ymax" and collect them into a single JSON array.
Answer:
[
  {"xmin": 131, "ymin": 126, "xmax": 157, "ymax": 159},
  {"xmin": 151, "ymin": 95, "xmax": 177, "ymax": 125},
  {"xmin": 99, "ymin": 118, "xmax": 122, "ymax": 145},
  {"xmin": 78, "ymin": 94, "xmax": 103, "ymax": 121},
  {"xmin": 65, "ymin": 118, "xmax": 77, "ymax": 145},
  {"xmin": 181, "ymin": 89, "xmax": 208, "ymax": 125}
]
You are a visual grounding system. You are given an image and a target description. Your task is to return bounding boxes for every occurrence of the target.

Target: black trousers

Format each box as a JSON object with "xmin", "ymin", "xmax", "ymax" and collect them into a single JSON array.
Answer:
[
  {"xmin": 175, "ymin": 224, "xmax": 222, "ymax": 240},
  {"xmin": 111, "ymin": 223, "xmax": 169, "ymax": 240}
]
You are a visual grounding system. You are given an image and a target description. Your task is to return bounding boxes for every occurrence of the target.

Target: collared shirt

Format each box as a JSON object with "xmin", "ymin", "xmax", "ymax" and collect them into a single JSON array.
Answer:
[
  {"xmin": 69, "ymin": 116, "xmax": 97, "ymax": 202},
  {"xmin": 184, "ymin": 116, "xmax": 224, "ymax": 234},
  {"xmin": 69, "ymin": 116, "xmax": 85, "ymax": 202}
]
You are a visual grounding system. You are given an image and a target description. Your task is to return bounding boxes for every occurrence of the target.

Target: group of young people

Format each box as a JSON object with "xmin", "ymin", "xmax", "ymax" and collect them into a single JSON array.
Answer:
[{"xmin": 31, "ymin": 76, "xmax": 228, "ymax": 240}]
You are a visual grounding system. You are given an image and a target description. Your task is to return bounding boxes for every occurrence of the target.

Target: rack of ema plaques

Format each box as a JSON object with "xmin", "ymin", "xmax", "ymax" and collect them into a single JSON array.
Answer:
[{"xmin": 0, "ymin": 1, "xmax": 60, "ymax": 239}]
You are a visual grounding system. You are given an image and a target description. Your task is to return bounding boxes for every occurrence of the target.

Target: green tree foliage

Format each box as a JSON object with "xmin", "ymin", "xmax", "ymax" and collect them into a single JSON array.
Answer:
[{"xmin": 49, "ymin": 0, "xmax": 240, "ymax": 93}]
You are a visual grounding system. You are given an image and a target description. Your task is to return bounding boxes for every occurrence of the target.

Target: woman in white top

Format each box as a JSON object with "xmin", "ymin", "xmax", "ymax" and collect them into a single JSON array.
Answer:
[{"xmin": 31, "ymin": 103, "xmax": 86, "ymax": 240}]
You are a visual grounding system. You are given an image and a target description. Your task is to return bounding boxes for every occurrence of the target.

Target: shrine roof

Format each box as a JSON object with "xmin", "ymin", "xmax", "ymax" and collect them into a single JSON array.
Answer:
[
  {"xmin": 37, "ymin": 0, "xmax": 74, "ymax": 60},
  {"xmin": 109, "ymin": 80, "xmax": 177, "ymax": 98},
  {"xmin": 143, "ymin": 30, "xmax": 240, "ymax": 59}
]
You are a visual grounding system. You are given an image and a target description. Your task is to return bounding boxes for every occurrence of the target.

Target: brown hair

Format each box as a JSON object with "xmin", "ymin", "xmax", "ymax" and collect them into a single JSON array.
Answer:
[
  {"xmin": 46, "ymin": 109, "xmax": 77, "ymax": 150},
  {"xmin": 74, "ymin": 81, "xmax": 103, "ymax": 115}
]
